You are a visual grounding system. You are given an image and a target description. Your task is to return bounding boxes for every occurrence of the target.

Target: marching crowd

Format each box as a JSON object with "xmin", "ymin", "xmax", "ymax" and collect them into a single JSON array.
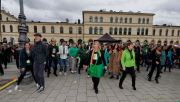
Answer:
[{"xmin": 0, "ymin": 33, "xmax": 179, "ymax": 94}]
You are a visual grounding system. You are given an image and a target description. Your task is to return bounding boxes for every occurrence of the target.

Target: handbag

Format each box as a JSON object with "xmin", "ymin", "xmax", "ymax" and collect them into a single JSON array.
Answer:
[{"xmin": 87, "ymin": 51, "xmax": 104, "ymax": 78}]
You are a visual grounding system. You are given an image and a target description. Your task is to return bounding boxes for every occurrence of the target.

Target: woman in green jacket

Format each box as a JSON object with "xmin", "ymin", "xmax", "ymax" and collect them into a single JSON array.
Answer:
[{"xmin": 119, "ymin": 41, "xmax": 136, "ymax": 90}]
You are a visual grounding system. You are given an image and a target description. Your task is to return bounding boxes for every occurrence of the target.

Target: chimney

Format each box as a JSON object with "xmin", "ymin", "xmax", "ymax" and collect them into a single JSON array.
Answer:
[{"xmin": 78, "ymin": 19, "xmax": 81, "ymax": 24}]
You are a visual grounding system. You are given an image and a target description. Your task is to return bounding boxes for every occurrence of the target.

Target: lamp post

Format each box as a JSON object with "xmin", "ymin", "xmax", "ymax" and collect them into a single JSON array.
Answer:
[
  {"xmin": 0, "ymin": 0, "xmax": 2, "ymax": 42},
  {"xmin": 18, "ymin": 0, "xmax": 27, "ymax": 48}
]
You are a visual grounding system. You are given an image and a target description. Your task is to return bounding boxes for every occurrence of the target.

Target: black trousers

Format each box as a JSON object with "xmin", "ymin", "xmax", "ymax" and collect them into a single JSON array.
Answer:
[
  {"xmin": 33, "ymin": 63, "xmax": 45, "ymax": 87},
  {"xmin": 148, "ymin": 63, "xmax": 161, "ymax": 80},
  {"xmin": 48, "ymin": 58, "xmax": 58, "ymax": 75},
  {"xmin": 17, "ymin": 66, "xmax": 37, "ymax": 85},
  {"xmin": 119, "ymin": 68, "xmax": 136, "ymax": 87},
  {"xmin": 136, "ymin": 59, "xmax": 140, "ymax": 72},
  {"xmin": 92, "ymin": 77, "xmax": 100, "ymax": 90},
  {"xmin": 3, "ymin": 59, "xmax": 7, "ymax": 68},
  {"xmin": 0, "ymin": 63, "xmax": 4, "ymax": 75}
]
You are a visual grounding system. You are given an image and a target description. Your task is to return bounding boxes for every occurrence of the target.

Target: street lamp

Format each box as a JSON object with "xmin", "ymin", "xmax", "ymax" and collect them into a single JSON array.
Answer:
[{"xmin": 18, "ymin": 0, "xmax": 27, "ymax": 48}]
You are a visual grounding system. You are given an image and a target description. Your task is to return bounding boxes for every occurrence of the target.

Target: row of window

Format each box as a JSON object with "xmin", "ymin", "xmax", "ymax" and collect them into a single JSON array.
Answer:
[
  {"xmin": 0, "ymin": 14, "xmax": 9, "ymax": 21},
  {"xmin": 89, "ymin": 16, "xmax": 150, "ymax": 24},
  {"xmin": 152, "ymin": 29, "xmax": 180, "ymax": 36}
]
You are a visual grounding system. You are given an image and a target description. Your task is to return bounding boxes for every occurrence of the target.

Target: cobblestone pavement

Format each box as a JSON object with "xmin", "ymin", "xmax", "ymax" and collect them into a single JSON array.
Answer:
[{"xmin": 0, "ymin": 63, "xmax": 180, "ymax": 102}]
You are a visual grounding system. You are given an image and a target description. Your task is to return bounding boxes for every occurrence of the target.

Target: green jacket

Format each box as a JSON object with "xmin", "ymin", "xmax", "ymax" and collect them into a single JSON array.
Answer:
[
  {"xmin": 121, "ymin": 49, "xmax": 136, "ymax": 69},
  {"xmin": 69, "ymin": 47, "xmax": 79, "ymax": 58}
]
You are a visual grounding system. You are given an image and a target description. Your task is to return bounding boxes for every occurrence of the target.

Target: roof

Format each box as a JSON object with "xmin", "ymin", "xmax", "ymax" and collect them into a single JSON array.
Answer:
[
  {"xmin": 95, "ymin": 33, "xmax": 120, "ymax": 42},
  {"xmin": 83, "ymin": 10, "xmax": 155, "ymax": 16},
  {"xmin": 1, "ymin": 10, "xmax": 18, "ymax": 21}
]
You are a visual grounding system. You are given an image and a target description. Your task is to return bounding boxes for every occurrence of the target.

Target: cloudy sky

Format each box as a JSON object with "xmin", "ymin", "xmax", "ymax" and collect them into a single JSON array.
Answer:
[{"xmin": 1, "ymin": 0, "xmax": 180, "ymax": 25}]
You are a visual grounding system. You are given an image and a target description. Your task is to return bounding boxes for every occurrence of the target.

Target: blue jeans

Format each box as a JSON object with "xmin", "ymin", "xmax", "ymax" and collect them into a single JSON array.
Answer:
[{"xmin": 59, "ymin": 59, "xmax": 68, "ymax": 72}]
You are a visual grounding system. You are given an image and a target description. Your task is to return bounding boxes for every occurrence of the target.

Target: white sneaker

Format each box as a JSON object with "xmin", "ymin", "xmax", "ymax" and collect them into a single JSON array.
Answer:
[
  {"xmin": 87, "ymin": 75, "xmax": 90, "ymax": 78},
  {"xmin": 14, "ymin": 85, "xmax": 19, "ymax": 91},
  {"xmin": 59, "ymin": 72, "xmax": 62, "ymax": 75},
  {"xmin": 64, "ymin": 72, "xmax": 67, "ymax": 76},
  {"xmin": 36, "ymin": 84, "xmax": 39, "ymax": 88}
]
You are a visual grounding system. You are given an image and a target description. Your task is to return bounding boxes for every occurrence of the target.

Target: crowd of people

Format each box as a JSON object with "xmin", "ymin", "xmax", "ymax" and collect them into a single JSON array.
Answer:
[{"xmin": 0, "ymin": 33, "xmax": 179, "ymax": 94}]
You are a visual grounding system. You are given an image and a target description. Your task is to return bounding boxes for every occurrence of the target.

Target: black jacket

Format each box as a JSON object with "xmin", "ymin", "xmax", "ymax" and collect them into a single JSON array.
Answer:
[
  {"xmin": 48, "ymin": 45, "xmax": 59, "ymax": 59},
  {"xmin": 19, "ymin": 49, "xmax": 33, "ymax": 68},
  {"xmin": 32, "ymin": 41, "xmax": 48, "ymax": 64}
]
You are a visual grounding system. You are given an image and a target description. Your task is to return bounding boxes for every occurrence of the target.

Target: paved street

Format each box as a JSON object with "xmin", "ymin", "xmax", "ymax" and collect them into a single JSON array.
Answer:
[{"xmin": 0, "ymin": 63, "xmax": 180, "ymax": 102}]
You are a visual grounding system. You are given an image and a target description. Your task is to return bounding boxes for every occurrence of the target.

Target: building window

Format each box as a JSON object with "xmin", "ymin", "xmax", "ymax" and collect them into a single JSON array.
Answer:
[
  {"xmin": 142, "ymin": 18, "xmax": 145, "ymax": 24},
  {"xmin": 95, "ymin": 16, "xmax": 98, "ymax": 23},
  {"xmin": 10, "ymin": 25, "xmax": 13, "ymax": 32},
  {"xmin": 119, "ymin": 28, "xmax": 122, "ymax": 35},
  {"xmin": 100, "ymin": 17, "xmax": 103, "ymax": 23},
  {"xmin": 120, "ymin": 17, "xmax": 123, "ymax": 23},
  {"xmin": 129, "ymin": 18, "xmax": 132, "ymax": 23},
  {"xmin": 115, "ymin": 17, "xmax": 118, "ymax": 23},
  {"xmin": 141, "ymin": 28, "xmax": 144, "ymax": 35},
  {"xmin": 6, "ymin": 17, "xmax": 9, "ymax": 21},
  {"xmin": 146, "ymin": 18, "xmax": 149, "ymax": 24},
  {"xmin": 2, "ymin": 25, "xmax": 6, "ymax": 32},
  {"xmin": 114, "ymin": 28, "xmax": 118, "ymax": 35},
  {"xmin": 99, "ymin": 27, "xmax": 103, "ymax": 35},
  {"xmin": 89, "ymin": 16, "xmax": 93, "ymax": 22},
  {"xmin": 138, "ymin": 18, "xmax": 141, "ymax": 24},
  {"xmin": 125, "ymin": 18, "xmax": 127, "ymax": 23},
  {"xmin": 69, "ymin": 27, "xmax": 73, "ymax": 34},
  {"xmin": 137, "ymin": 28, "xmax": 140, "ymax": 35},
  {"xmin": 26, "ymin": 26, "xmax": 29, "ymax": 33},
  {"xmin": 60, "ymin": 26, "xmax": 64, "ymax": 34},
  {"xmin": 124, "ymin": 28, "xmax": 127, "ymax": 35},
  {"xmin": 166, "ymin": 29, "xmax": 168, "ymax": 36},
  {"xmin": 42, "ymin": 26, "xmax": 46, "ymax": 33},
  {"xmin": 178, "ymin": 30, "xmax": 180, "ymax": 36},
  {"xmin": 94, "ymin": 27, "xmax": 98, "ymax": 34},
  {"xmin": 78, "ymin": 27, "xmax": 82, "ymax": 34},
  {"xmin": 172, "ymin": 30, "xmax": 174, "ymax": 36},
  {"xmin": 145, "ymin": 28, "xmax": 148, "ymax": 35},
  {"xmin": 110, "ymin": 17, "xmax": 113, "ymax": 23},
  {"xmin": 109, "ymin": 27, "xmax": 113, "ymax": 35},
  {"xmin": 0, "ymin": 14, "xmax": 2, "ymax": 20},
  {"xmin": 34, "ymin": 26, "xmax": 37, "ymax": 33},
  {"xmin": 128, "ymin": 28, "xmax": 131, "ymax": 35},
  {"xmin": 89, "ymin": 27, "xmax": 93, "ymax": 34},
  {"xmin": 153, "ymin": 29, "xmax": 156, "ymax": 36},
  {"xmin": 51, "ymin": 26, "xmax": 55, "ymax": 33},
  {"xmin": 159, "ymin": 29, "xmax": 162, "ymax": 36}
]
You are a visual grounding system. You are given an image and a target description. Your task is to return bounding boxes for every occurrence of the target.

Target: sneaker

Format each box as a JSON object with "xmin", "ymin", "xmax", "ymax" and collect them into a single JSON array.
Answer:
[
  {"xmin": 119, "ymin": 85, "xmax": 123, "ymax": 89},
  {"xmin": 36, "ymin": 84, "xmax": 39, "ymax": 89},
  {"xmin": 95, "ymin": 89, "xmax": 98, "ymax": 94},
  {"xmin": 37, "ymin": 86, "xmax": 44, "ymax": 93},
  {"xmin": 155, "ymin": 79, "xmax": 159, "ymax": 84},
  {"xmin": 59, "ymin": 72, "xmax": 62, "ymax": 75},
  {"xmin": 14, "ymin": 85, "xmax": 19, "ymax": 91},
  {"xmin": 133, "ymin": 86, "xmax": 136, "ymax": 90}
]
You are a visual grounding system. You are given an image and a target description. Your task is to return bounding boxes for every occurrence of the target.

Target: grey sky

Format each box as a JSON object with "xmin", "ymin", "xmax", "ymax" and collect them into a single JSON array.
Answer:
[{"xmin": 2, "ymin": 0, "xmax": 180, "ymax": 25}]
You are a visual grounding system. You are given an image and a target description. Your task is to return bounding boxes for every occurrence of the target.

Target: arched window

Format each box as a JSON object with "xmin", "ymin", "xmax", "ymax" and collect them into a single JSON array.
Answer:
[
  {"xmin": 178, "ymin": 30, "xmax": 180, "ymax": 36},
  {"xmin": 146, "ymin": 18, "xmax": 149, "ymax": 24},
  {"xmin": 10, "ymin": 25, "xmax": 13, "ymax": 32},
  {"xmin": 89, "ymin": 16, "xmax": 93, "ymax": 22},
  {"xmin": 124, "ymin": 28, "xmax": 127, "ymax": 35},
  {"xmin": 99, "ymin": 27, "xmax": 103, "ymax": 35},
  {"xmin": 141, "ymin": 28, "xmax": 144, "ymax": 35},
  {"xmin": 172, "ymin": 29, "xmax": 174, "ymax": 36},
  {"xmin": 153, "ymin": 29, "xmax": 156, "ymax": 36},
  {"xmin": 120, "ymin": 17, "xmax": 123, "ymax": 23},
  {"xmin": 115, "ymin": 17, "xmax": 118, "ymax": 23},
  {"xmin": 26, "ymin": 26, "xmax": 29, "ymax": 33},
  {"xmin": 137, "ymin": 28, "xmax": 140, "ymax": 35},
  {"xmin": 42, "ymin": 26, "xmax": 46, "ymax": 33},
  {"xmin": 145, "ymin": 28, "xmax": 148, "ymax": 35},
  {"xmin": 6, "ymin": 17, "xmax": 9, "ymax": 21},
  {"xmin": 119, "ymin": 28, "xmax": 122, "ymax": 35},
  {"xmin": 100, "ymin": 17, "xmax": 103, "ymax": 23},
  {"xmin": 110, "ymin": 17, "xmax": 113, "ymax": 23},
  {"xmin": 114, "ymin": 27, "xmax": 118, "ymax": 35},
  {"xmin": 60, "ymin": 26, "xmax": 64, "ymax": 34},
  {"xmin": 89, "ymin": 27, "xmax": 93, "ymax": 34},
  {"xmin": 109, "ymin": 27, "xmax": 113, "ymax": 35},
  {"xmin": 128, "ymin": 28, "xmax": 131, "ymax": 35},
  {"xmin": 129, "ymin": 18, "xmax": 132, "ymax": 23},
  {"xmin": 142, "ymin": 18, "xmax": 145, "ymax": 24},
  {"xmin": 78, "ymin": 27, "xmax": 82, "ymax": 34},
  {"xmin": 94, "ymin": 27, "xmax": 98, "ymax": 34},
  {"xmin": 95, "ymin": 16, "xmax": 98, "ymax": 23},
  {"xmin": 166, "ymin": 29, "xmax": 168, "ymax": 36},
  {"xmin": 138, "ymin": 18, "xmax": 141, "ymax": 24},
  {"xmin": 0, "ymin": 14, "xmax": 2, "ymax": 20},
  {"xmin": 159, "ymin": 29, "xmax": 162, "ymax": 36},
  {"xmin": 34, "ymin": 26, "xmax": 37, "ymax": 33},
  {"xmin": 125, "ymin": 18, "xmax": 128, "ymax": 23},
  {"xmin": 2, "ymin": 25, "xmax": 5, "ymax": 32},
  {"xmin": 69, "ymin": 27, "xmax": 73, "ymax": 34},
  {"xmin": 51, "ymin": 26, "xmax": 55, "ymax": 33}
]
